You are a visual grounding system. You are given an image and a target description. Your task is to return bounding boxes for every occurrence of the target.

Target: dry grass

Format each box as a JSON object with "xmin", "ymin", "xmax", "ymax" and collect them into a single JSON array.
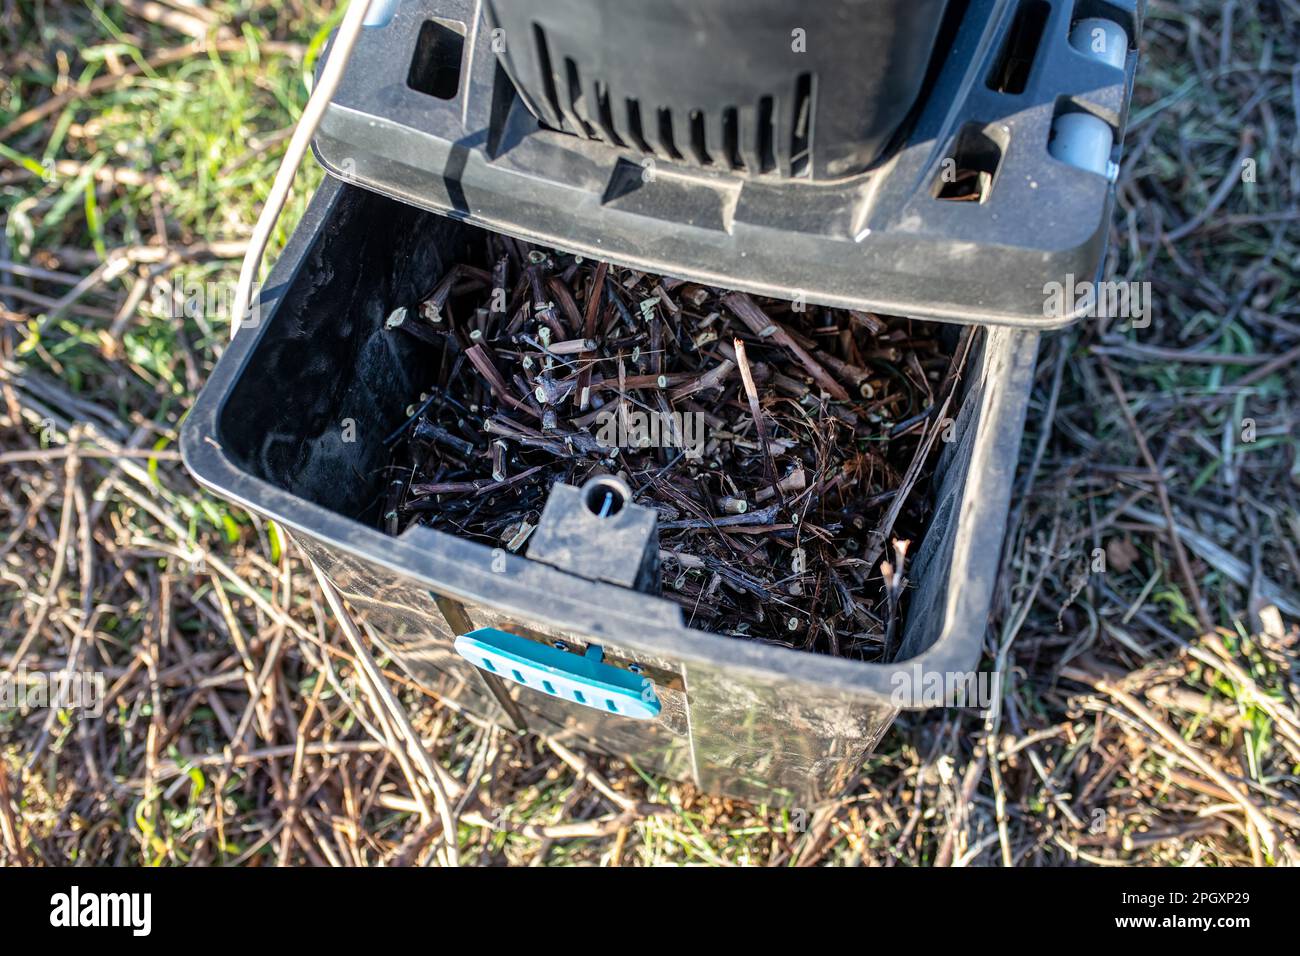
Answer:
[{"xmin": 1, "ymin": 0, "xmax": 1298, "ymax": 865}]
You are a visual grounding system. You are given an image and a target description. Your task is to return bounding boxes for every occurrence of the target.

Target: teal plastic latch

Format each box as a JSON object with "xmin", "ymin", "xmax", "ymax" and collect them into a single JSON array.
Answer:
[{"xmin": 454, "ymin": 628, "xmax": 661, "ymax": 720}]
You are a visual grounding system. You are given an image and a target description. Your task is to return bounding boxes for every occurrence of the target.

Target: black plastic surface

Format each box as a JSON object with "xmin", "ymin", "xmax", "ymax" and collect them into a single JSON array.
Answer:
[
  {"xmin": 315, "ymin": 0, "xmax": 1143, "ymax": 327},
  {"xmin": 487, "ymin": 0, "xmax": 953, "ymax": 179}
]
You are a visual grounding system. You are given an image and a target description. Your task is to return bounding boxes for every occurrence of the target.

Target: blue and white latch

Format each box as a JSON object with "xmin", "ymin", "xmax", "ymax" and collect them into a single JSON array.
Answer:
[{"xmin": 454, "ymin": 627, "xmax": 661, "ymax": 720}]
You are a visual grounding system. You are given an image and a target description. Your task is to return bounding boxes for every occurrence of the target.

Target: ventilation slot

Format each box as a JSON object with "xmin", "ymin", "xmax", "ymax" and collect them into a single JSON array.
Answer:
[
  {"xmin": 932, "ymin": 123, "xmax": 1005, "ymax": 203},
  {"xmin": 657, "ymin": 108, "xmax": 682, "ymax": 160},
  {"xmin": 689, "ymin": 110, "xmax": 712, "ymax": 165},
  {"xmin": 532, "ymin": 24, "xmax": 565, "ymax": 127},
  {"xmin": 790, "ymin": 73, "xmax": 813, "ymax": 177},
  {"xmin": 987, "ymin": 0, "xmax": 1050, "ymax": 94},
  {"xmin": 594, "ymin": 82, "xmax": 626, "ymax": 147},
  {"xmin": 757, "ymin": 95, "xmax": 776, "ymax": 173},
  {"xmin": 406, "ymin": 19, "xmax": 466, "ymax": 100},
  {"xmin": 722, "ymin": 108, "xmax": 743, "ymax": 170},
  {"xmin": 565, "ymin": 58, "xmax": 595, "ymax": 136},
  {"xmin": 625, "ymin": 99, "xmax": 651, "ymax": 153}
]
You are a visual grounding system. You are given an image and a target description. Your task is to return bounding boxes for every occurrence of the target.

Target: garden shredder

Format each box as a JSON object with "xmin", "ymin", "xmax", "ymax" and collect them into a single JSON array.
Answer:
[{"xmin": 182, "ymin": 0, "xmax": 1143, "ymax": 802}]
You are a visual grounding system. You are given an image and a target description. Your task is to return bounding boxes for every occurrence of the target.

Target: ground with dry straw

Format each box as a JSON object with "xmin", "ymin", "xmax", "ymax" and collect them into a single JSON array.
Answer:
[{"xmin": 1, "ymin": 0, "xmax": 1298, "ymax": 865}]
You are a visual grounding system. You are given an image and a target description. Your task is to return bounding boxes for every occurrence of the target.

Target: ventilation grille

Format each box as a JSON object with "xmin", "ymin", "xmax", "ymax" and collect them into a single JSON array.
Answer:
[{"xmin": 530, "ymin": 25, "xmax": 814, "ymax": 177}]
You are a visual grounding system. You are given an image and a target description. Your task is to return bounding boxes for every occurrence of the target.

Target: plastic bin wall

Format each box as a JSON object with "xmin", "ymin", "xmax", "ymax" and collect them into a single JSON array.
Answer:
[{"xmin": 182, "ymin": 177, "xmax": 1040, "ymax": 804}]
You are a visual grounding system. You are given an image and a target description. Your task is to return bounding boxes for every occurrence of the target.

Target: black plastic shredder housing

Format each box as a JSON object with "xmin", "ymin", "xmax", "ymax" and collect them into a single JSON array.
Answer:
[
  {"xmin": 183, "ymin": 1, "xmax": 1143, "ymax": 801},
  {"xmin": 181, "ymin": 178, "xmax": 1041, "ymax": 804},
  {"xmin": 486, "ymin": 0, "xmax": 951, "ymax": 180},
  {"xmin": 314, "ymin": 0, "xmax": 1143, "ymax": 326}
]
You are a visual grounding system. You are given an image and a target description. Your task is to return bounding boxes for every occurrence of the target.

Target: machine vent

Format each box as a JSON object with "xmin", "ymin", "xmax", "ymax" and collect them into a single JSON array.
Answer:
[{"xmin": 528, "ymin": 24, "xmax": 814, "ymax": 177}]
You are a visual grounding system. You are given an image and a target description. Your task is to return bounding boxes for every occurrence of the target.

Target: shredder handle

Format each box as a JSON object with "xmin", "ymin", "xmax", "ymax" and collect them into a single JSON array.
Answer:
[{"xmin": 453, "ymin": 628, "xmax": 661, "ymax": 720}]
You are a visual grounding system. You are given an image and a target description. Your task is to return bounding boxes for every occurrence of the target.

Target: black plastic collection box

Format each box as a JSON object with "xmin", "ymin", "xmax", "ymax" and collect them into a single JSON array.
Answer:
[{"xmin": 182, "ymin": 178, "xmax": 1039, "ymax": 803}]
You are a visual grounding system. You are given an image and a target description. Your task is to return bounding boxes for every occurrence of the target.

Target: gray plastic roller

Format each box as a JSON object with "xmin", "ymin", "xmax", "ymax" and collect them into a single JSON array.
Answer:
[
  {"xmin": 1070, "ymin": 17, "xmax": 1128, "ymax": 70},
  {"xmin": 1049, "ymin": 112, "xmax": 1116, "ymax": 180}
]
